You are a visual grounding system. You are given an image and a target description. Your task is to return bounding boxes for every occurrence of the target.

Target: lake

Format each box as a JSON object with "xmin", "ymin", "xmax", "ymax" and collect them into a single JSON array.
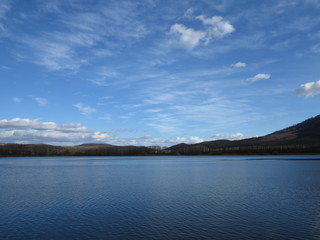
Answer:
[{"xmin": 1, "ymin": 155, "xmax": 320, "ymax": 239}]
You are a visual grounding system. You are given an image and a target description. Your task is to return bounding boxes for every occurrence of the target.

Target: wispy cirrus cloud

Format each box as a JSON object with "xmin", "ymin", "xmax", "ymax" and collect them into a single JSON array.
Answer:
[
  {"xmin": 0, "ymin": 0, "xmax": 10, "ymax": 19},
  {"xmin": 89, "ymin": 68, "xmax": 120, "ymax": 86},
  {"xmin": 0, "ymin": 65, "xmax": 10, "ymax": 70},
  {"xmin": 74, "ymin": 103, "xmax": 96, "ymax": 116},
  {"xmin": 0, "ymin": 0, "xmax": 10, "ymax": 37},
  {"xmin": 295, "ymin": 80, "xmax": 320, "ymax": 97},
  {"xmin": 10, "ymin": 1, "xmax": 150, "ymax": 71},
  {"xmin": 34, "ymin": 97, "xmax": 48, "ymax": 106},
  {"xmin": 19, "ymin": 37, "xmax": 83, "ymax": 71},
  {"xmin": 134, "ymin": 70, "xmax": 258, "ymax": 135}
]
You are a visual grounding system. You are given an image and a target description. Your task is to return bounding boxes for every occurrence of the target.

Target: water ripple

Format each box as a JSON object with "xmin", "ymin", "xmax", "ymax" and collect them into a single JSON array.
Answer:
[{"xmin": 1, "ymin": 156, "xmax": 320, "ymax": 239}]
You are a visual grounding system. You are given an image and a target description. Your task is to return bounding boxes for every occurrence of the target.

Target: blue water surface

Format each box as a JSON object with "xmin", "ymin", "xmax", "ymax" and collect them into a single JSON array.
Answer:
[{"xmin": 0, "ymin": 155, "xmax": 320, "ymax": 239}]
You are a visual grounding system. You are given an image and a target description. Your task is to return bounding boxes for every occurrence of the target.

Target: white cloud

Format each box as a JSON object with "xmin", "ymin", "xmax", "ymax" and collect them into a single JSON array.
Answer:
[
  {"xmin": 91, "ymin": 131, "xmax": 110, "ymax": 141},
  {"xmin": 165, "ymin": 136, "xmax": 204, "ymax": 145},
  {"xmin": 0, "ymin": 118, "xmax": 107, "ymax": 145},
  {"xmin": 169, "ymin": 23, "xmax": 206, "ymax": 50},
  {"xmin": 295, "ymin": 80, "xmax": 320, "ymax": 97},
  {"xmin": 0, "ymin": 118, "xmax": 205, "ymax": 147},
  {"xmin": 168, "ymin": 15, "xmax": 235, "ymax": 50},
  {"xmin": 0, "ymin": 118, "xmax": 91, "ymax": 132},
  {"xmin": 0, "ymin": 128, "xmax": 109, "ymax": 146},
  {"xmin": 34, "ymin": 97, "xmax": 48, "ymax": 106},
  {"xmin": 232, "ymin": 62, "xmax": 247, "ymax": 68},
  {"xmin": 196, "ymin": 15, "xmax": 235, "ymax": 44},
  {"xmin": 212, "ymin": 132, "xmax": 246, "ymax": 140},
  {"xmin": 74, "ymin": 103, "xmax": 96, "ymax": 116},
  {"xmin": 247, "ymin": 73, "xmax": 271, "ymax": 82}
]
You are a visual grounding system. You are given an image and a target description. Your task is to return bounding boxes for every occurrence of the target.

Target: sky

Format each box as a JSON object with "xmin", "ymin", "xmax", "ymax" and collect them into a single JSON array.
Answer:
[{"xmin": 0, "ymin": 0, "xmax": 320, "ymax": 146}]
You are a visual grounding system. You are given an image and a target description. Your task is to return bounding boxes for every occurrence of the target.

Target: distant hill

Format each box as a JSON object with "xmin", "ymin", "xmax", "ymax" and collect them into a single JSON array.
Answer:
[
  {"xmin": 0, "ymin": 143, "xmax": 156, "ymax": 157},
  {"xmin": 0, "ymin": 115, "xmax": 320, "ymax": 156},
  {"xmin": 262, "ymin": 115, "xmax": 320, "ymax": 141},
  {"xmin": 167, "ymin": 115, "xmax": 320, "ymax": 155}
]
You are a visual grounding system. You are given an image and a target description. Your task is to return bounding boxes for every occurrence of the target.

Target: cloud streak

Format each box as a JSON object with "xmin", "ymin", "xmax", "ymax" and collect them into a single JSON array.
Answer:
[
  {"xmin": 9, "ymin": 1, "xmax": 149, "ymax": 71},
  {"xmin": 134, "ymin": 70, "xmax": 258, "ymax": 135},
  {"xmin": 0, "ymin": 0, "xmax": 10, "ymax": 19},
  {"xmin": 0, "ymin": 0, "xmax": 10, "ymax": 37}
]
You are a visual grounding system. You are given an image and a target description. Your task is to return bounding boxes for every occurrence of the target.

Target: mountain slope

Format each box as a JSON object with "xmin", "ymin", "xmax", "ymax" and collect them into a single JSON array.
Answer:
[
  {"xmin": 262, "ymin": 115, "xmax": 320, "ymax": 141},
  {"xmin": 167, "ymin": 115, "xmax": 320, "ymax": 155}
]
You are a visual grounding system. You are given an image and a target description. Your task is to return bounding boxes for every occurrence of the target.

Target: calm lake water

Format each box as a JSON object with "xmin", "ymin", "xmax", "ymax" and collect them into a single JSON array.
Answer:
[{"xmin": 1, "ymin": 155, "xmax": 320, "ymax": 240}]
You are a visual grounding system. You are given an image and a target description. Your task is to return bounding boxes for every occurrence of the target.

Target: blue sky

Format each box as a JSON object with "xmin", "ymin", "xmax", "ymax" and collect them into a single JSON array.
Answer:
[{"xmin": 0, "ymin": 0, "xmax": 320, "ymax": 146}]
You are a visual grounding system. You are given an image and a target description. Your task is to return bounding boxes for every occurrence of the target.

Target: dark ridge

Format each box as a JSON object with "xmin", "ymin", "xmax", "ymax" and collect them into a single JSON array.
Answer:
[
  {"xmin": 262, "ymin": 114, "xmax": 320, "ymax": 141},
  {"xmin": 167, "ymin": 115, "xmax": 320, "ymax": 155},
  {"xmin": 0, "ymin": 143, "xmax": 156, "ymax": 157}
]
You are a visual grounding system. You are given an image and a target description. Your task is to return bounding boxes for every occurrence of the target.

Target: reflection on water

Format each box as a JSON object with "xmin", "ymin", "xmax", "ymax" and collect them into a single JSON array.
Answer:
[{"xmin": 1, "ymin": 156, "xmax": 320, "ymax": 239}]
